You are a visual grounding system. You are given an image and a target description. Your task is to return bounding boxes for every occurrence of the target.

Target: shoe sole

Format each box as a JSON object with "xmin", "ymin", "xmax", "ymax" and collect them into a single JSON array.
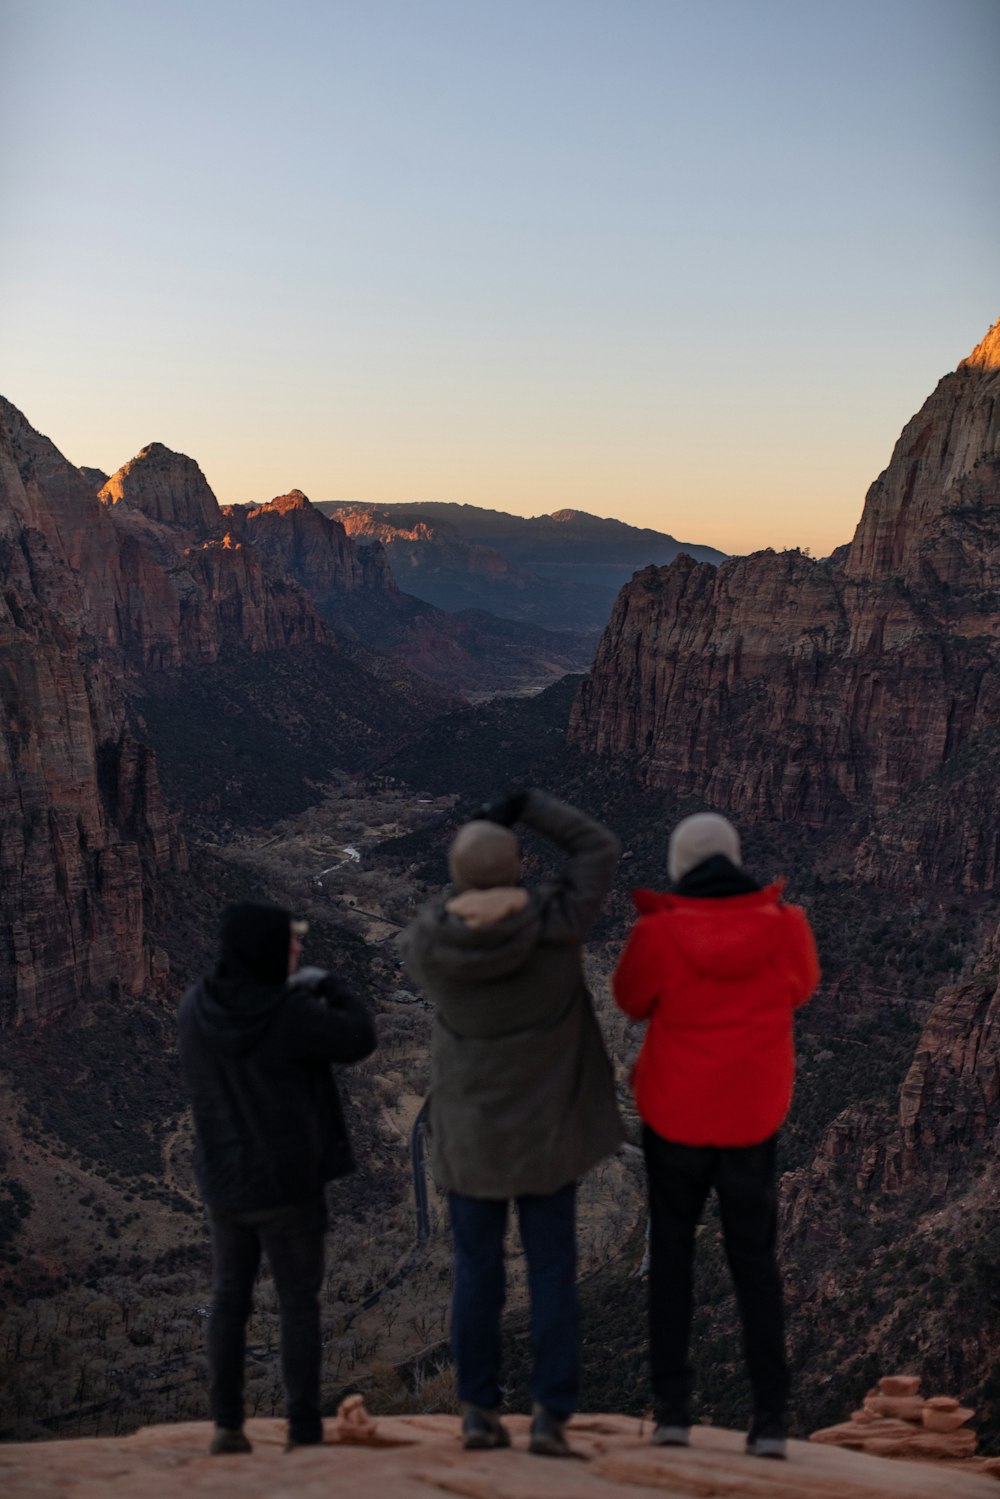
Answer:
[
  {"xmin": 529, "ymin": 1441, "xmax": 574, "ymax": 1457},
  {"xmin": 747, "ymin": 1439, "xmax": 787, "ymax": 1460},
  {"xmin": 463, "ymin": 1434, "xmax": 510, "ymax": 1450},
  {"xmin": 652, "ymin": 1426, "xmax": 690, "ymax": 1447}
]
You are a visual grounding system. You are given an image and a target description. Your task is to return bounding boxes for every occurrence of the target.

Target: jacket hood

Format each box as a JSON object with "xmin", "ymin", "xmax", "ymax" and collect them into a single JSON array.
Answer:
[
  {"xmin": 190, "ymin": 967, "xmax": 287, "ymax": 1055},
  {"xmin": 673, "ymin": 853, "xmax": 761, "ymax": 898},
  {"xmin": 401, "ymin": 891, "xmax": 543, "ymax": 985},
  {"xmin": 631, "ymin": 881, "xmax": 788, "ymax": 980}
]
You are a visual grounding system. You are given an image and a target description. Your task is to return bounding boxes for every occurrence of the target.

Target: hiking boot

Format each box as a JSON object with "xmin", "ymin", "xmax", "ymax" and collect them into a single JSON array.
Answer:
[
  {"xmin": 209, "ymin": 1426, "xmax": 252, "ymax": 1455},
  {"xmin": 460, "ymin": 1404, "xmax": 511, "ymax": 1450},
  {"xmin": 529, "ymin": 1402, "xmax": 573, "ymax": 1457},
  {"xmin": 746, "ymin": 1414, "xmax": 787, "ymax": 1460},
  {"xmin": 651, "ymin": 1404, "xmax": 690, "ymax": 1446},
  {"xmin": 652, "ymin": 1421, "xmax": 690, "ymax": 1446}
]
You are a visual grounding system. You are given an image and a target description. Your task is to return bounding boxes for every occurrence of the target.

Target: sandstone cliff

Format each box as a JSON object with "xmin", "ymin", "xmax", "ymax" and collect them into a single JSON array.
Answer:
[
  {"xmin": 790, "ymin": 920, "xmax": 1000, "ymax": 1206},
  {"xmin": 224, "ymin": 490, "xmax": 366, "ymax": 601},
  {"xmin": 569, "ymin": 319, "xmax": 1000, "ymax": 881},
  {"xmin": 94, "ymin": 456, "xmax": 333, "ymax": 673},
  {"xmin": 846, "ymin": 321, "xmax": 1000, "ymax": 585},
  {"xmin": 4, "ymin": 1413, "xmax": 995, "ymax": 1499},
  {"xmin": 99, "ymin": 443, "xmax": 222, "ymax": 536},
  {"xmin": 0, "ymin": 399, "xmax": 185, "ymax": 1028}
]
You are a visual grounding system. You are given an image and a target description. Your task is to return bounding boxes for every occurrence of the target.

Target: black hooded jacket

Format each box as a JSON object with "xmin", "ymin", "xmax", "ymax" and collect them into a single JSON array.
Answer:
[{"xmin": 178, "ymin": 962, "xmax": 376, "ymax": 1214}]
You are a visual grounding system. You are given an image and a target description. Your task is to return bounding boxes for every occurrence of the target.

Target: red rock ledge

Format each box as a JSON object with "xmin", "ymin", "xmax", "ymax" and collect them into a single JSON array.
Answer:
[{"xmin": 2, "ymin": 1414, "xmax": 998, "ymax": 1499}]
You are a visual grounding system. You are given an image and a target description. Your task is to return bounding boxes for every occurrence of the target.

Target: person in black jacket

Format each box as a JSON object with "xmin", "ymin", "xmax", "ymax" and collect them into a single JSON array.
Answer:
[{"xmin": 178, "ymin": 901, "xmax": 375, "ymax": 1455}]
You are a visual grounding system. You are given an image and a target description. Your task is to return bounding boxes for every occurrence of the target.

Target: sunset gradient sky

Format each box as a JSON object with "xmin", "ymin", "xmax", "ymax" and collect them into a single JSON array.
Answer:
[{"xmin": 2, "ymin": 0, "xmax": 997, "ymax": 556}]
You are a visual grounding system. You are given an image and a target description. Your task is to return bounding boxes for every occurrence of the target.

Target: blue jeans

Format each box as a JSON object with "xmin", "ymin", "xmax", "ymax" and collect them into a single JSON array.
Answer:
[
  {"xmin": 207, "ymin": 1195, "xmax": 326, "ymax": 1442},
  {"xmin": 448, "ymin": 1183, "xmax": 578, "ymax": 1420}
]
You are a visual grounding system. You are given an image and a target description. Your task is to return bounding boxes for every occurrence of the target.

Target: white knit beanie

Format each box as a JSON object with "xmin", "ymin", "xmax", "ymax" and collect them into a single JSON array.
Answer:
[{"xmin": 668, "ymin": 812, "xmax": 742, "ymax": 883}]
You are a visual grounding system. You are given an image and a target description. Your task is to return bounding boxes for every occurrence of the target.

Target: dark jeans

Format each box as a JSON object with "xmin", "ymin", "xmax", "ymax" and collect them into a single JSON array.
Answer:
[
  {"xmin": 448, "ymin": 1183, "xmax": 578, "ymax": 1420},
  {"xmin": 642, "ymin": 1126, "xmax": 789, "ymax": 1424},
  {"xmin": 207, "ymin": 1194, "xmax": 327, "ymax": 1441}
]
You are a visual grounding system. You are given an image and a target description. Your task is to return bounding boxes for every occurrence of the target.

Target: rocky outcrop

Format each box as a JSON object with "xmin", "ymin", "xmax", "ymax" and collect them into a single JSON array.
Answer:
[
  {"xmin": 812, "ymin": 1376, "xmax": 979, "ymax": 1461},
  {"xmin": 846, "ymin": 322, "xmax": 1000, "ymax": 585},
  {"xmin": 78, "ymin": 464, "xmax": 109, "ymax": 492},
  {"xmin": 99, "ymin": 443, "xmax": 221, "ymax": 536},
  {"xmin": 358, "ymin": 539, "xmax": 400, "ymax": 596},
  {"xmin": 793, "ymin": 1009, "xmax": 995, "ymax": 1209},
  {"xmin": 3, "ymin": 1413, "xmax": 994, "ymax": 1498},
  {"xmin": 0, "ymin": 399, "xmax": 185, "ymax": 1028},
  {"xmin": 224, "ymin": 490, "xmax": 367, "ymax": 602},
  {"xmin": 887, "ymin": 935, "xmax": 1000, "ymax": 1190},
  {"xmin": 569, "ymin": 320, "xmax": 1000, "ymax": 871}
]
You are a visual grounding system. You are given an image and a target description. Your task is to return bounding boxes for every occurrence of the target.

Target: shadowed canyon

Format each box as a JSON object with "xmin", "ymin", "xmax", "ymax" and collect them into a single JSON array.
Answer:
[{"xmin": 1, "ymin": 320, "xmax": 999, "ymax": 1486}]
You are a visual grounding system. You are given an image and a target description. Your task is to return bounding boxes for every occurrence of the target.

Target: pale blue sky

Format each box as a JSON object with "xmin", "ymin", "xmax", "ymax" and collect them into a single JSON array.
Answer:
[{"xmin": 1, "ymin": 0, "xmax": 997, "ymax": 553}]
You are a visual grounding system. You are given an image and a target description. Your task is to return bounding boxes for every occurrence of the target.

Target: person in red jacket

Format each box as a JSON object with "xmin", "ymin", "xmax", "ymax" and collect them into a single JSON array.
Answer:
[{"xmin": 613, "ymin": 812, "xmax": 819, "ymax": 1460}]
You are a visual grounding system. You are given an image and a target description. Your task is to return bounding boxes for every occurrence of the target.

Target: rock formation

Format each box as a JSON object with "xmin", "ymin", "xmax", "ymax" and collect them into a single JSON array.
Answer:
[
  {"xmin": 0, "ymin": 398, "xmax": 185, "ymax": 1028},
  {"xmin": 569, "ymin": 319, "xmax": 1000, "ymax": 883},
  {"xmin": 812, "ymin": 1374, "xmax": 979, "ymax": 1461},
  {"xmin": 781, "ymin": 916, "xmax": 1000, "ymax": 1224},
  {"xmin": 224, "ymin": 490, "xmax": 366, "ymax": 601},
  {"xmin": 846, "ymin": 321, "xmax": 1000, "ymax": 585},
  {"xmin": 99, "ymin": 443, "xmax": 222, "ymax": 536},
  {"xmin": 4, "ymin": 1412, "xmax": 997, "ymax": 1498}
]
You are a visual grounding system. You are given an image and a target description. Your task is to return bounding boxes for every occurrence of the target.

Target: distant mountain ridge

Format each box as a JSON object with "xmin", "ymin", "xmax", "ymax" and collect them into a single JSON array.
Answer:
[{"xmin": 318, "ymin": 500, "xmax": 725, "ymax": 633}]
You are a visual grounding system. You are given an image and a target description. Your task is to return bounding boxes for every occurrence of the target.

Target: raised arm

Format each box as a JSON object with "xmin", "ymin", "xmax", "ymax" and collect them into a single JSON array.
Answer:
[
  {"xmin": 518, "ymin": 788, "xmax": 620, "ymax": 942},
  {"xmin": 282, "ymin": 976, "xmax": 377, "ymax": 1064}
]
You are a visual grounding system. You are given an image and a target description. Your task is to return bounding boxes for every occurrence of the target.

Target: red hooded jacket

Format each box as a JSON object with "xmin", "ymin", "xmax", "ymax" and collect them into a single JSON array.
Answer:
[{"xmin": 613, "ymin": 883, "xmax": 819, "ymax": 1147}]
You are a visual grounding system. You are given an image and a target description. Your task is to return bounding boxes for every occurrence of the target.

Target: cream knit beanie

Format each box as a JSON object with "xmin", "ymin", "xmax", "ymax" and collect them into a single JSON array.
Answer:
[{"xmin": 668, "ymin": 812, "xmax": 742, "ymax": 883}]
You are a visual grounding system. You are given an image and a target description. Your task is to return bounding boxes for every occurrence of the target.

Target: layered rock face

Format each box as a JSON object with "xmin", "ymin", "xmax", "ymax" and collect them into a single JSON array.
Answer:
[
  {"xmin": 783, "ymin": 917, "xmax": 1000, "ymax": 1225},
  {"xmin": 99, "ymin": 442, "xmax": 222, "ymax": 535},
  {"xmin": 569, "ymin": 320, "xmax": 1000, "ymax": 870},
  {"xmin": 891, "ymin": 930, "xmax": 1000, "ymax": 1189},
  {"xmin": 0, "ymin": 400, "xmax": 184, "ymax": 1027},
  {"xmin": 846, "ymin": 322, "xmax": 1000, "ymax": 585},
  {"xmin": 223, "ymin": 490, "xmax": 366, "ymax": 601},
  {"xmin": 94, "ymin": 457, "xmax": 332, "ymax": 673}
]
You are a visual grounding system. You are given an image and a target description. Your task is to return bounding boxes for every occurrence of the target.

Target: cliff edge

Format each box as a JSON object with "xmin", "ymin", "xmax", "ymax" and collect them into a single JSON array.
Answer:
[{"xmin": 2, "ymin": 1414, "xmax": 997, "ymax": 1499}]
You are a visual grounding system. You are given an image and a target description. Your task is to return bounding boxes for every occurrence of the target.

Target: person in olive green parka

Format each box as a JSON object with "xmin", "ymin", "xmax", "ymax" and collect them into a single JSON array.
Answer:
[{"xmin": 400, "ymin": 788, "xmax": 623, "ymax": 1457}]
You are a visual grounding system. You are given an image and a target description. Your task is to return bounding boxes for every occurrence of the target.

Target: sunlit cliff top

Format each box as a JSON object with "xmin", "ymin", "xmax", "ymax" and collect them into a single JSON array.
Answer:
[{"xmin": 958, "ymin": 318, "xmax": 1000, "ymax": 372}]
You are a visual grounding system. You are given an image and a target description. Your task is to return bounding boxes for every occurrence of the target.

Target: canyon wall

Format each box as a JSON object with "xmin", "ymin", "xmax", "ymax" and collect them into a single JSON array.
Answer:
[
  {"xmin": 223, "ymin": 490, "xmax": 367, "ymax": 601},
  {"xmin": 0, "ymin": 399, "xmax": 185, "ymax": 1027},
  {"xmin": 569, "ymin": 320, "xmax": 1000, "ymax": 879}
]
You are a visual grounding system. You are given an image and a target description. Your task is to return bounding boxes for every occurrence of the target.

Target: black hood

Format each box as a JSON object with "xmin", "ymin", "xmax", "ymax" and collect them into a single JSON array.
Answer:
[
  {"xmin": 219, "ymin": 900, "xmax": 292, "ymax": 984},
  {"xmin": 190, "ymin": 969, "xmax": 286, "ymax": 1055}
]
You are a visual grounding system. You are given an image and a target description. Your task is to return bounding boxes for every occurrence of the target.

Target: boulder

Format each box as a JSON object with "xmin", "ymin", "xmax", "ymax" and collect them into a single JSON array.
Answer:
[{"xmin": 878, "ymin": 1375, "xmax": 922, "ymax": 1397}]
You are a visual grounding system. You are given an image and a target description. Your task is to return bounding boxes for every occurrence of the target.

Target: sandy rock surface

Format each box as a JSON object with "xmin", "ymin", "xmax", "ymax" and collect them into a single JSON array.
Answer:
[{"xmin": 2, "ymin": 1414, "xmax": 999, "ymax": 1499}]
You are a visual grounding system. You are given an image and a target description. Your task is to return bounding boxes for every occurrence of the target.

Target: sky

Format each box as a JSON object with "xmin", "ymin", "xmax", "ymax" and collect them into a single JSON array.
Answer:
[{"xmin": 1, "ymin": 0, "xmax": 997, "ymax": 557}]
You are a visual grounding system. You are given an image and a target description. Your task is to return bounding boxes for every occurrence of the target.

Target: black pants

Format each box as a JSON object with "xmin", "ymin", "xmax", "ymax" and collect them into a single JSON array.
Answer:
[
  {"xmin": 642, "ymin": 1126, "xmax": 789, "ymax": 1423},
  {"xmin": 207, "ymin": 1194, "xmax": 326, "ymax": 1442}
]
